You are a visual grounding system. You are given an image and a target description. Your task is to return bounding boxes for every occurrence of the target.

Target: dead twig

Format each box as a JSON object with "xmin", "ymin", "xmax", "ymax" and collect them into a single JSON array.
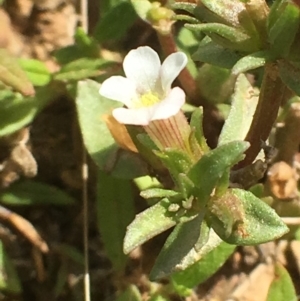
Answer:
[{"xmin": 0, "ymin": 205, "xmax": 49, "ymax": 253}]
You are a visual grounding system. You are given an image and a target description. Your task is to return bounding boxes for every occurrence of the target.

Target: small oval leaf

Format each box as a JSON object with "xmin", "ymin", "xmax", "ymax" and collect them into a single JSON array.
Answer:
[
  {"xmin": 76, "ymin": 80, "xmax": 148, "ymax": 179},
  {"xmin": 231, "ymin": 51, "xmax": 267, "ymax": 75},
  {"xmin": 188, "ymin": 141, "xmax": 249, "ymax": 204},
  {"xmin": 171, "ymin": 242, "xmax": 235, "ymax": 296},
  {"xmin": 123, "ymin": 198, "xmax": 177, "ymax": 254},
  {"xmin": 97, "ymin": 170, "xmax": 135, "ymax": 270},
  {"xmin": 0, "ymin": 49, "xmax": 34, "ymax": 96},
  {"xmin": 192, "ymin": 38, "xmax": 241, "ymax": 68},
  {"xmin": 266, "ymin": 263, "xmax": 297, "ymax": 301},
  {"xmin": 0, "ymin": 180, "xmax": 76, "ymax": 206},
  {"xmin": 268, "ymin": 2, "xmax": 300, "ymax": 58},
  {"xmin": 18, "ymin": 58, "xmax": 51, "ymax": 86},
  {"xmin": 186, "ymin": 23, "xmax": 256, "ymax": 52},
  {"xmin": 207, "ymin": 188, "xmax": 289, "ymax": 245},
  {"xmin": 54, "ymin": 58, "xmax": 111, "ymax": 81},
  {"xmin": 278, "ymin": 60, "xmax": 300, "ymax": 96},
  {"xmin": 150, "ymin": 219, "xmax": 224, "ymax": 279},
  {"xmin": 0, "ymin": 87, "xmax": 53, "ymax": 136},
  {"xmin": 218, "ymin": 74, "xmax": 258, "ymax": 145}
]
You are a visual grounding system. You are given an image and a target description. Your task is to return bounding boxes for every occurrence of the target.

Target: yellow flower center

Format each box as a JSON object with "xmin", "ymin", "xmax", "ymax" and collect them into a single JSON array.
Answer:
[{"xmin": 139, "ymin": 92, "xmax": 160, "ymax": 107}]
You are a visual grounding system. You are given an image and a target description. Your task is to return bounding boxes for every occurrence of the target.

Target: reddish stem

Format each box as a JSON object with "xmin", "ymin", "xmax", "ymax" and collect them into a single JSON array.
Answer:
[
  {"xmin": 237, "ymin": 63, "xmax": 285, "ymax": 168},
  {"xmin": 157, "ymin": 31, "xmax": 204, "ymax": 105}
]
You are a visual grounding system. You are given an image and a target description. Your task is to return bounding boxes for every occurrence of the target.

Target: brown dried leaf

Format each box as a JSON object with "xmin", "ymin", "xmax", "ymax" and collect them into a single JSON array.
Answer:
[
  {"xmin": 0, "ymin": 128, "xmax": 37, "ymax": 187},
  {"xmin": 103, "ymin": 114, "xmax": 138, "ymax": 153}
]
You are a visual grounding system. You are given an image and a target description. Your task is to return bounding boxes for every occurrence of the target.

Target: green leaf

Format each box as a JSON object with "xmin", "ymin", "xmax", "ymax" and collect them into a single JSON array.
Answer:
[
  {"xmin": 186, "ymin": 23, "xmax": 256, "ymax": 52},
  {"xmin": 177, "ymin": 173, "xmax": 195, "ymax": 201},
  {"xmin": 133, "ymin": 175, "xmax": 161, "ymax": 192},
  {"xmin": 101, "ymin": 0, "xmax": 125, "ymax": 16},
  {"xmin": 110, "ymin": 149, "xmax": 149, "ymax": 179},
  {"xmin": 18, "ymin": 58, "xmax": 51, "ymax": 86},
  {"xmin": 115, "ymin": 285, "xmax": 142, "ymax": 301},
  {"xmin": 131, "ymin": 0, "xmax": 152, "ymax": 20},
  {"xmin": 248, "ymin": 183, "xmax": 265, "ymax": 198},
  {"xmin": 0, "ymin": 86, "xmax": 53, "ymax": 136},
  {"xmin": 124, "ymin": 198, "xmax": 177, "ymax": 254},
  {"xmin": 267, "ymin": 0, "xmax": 285, "ymax": 32},
  {"xmin": 174, "ymin": 14, "xmax": 199, "ymax": 24},
  {"xmin": 243, "ymin": 0, "xmax": 269, "ymax": 43},
  {"xmin": 231, "ymin": 51, "xmax": 267, "ymax": 75},
  {"xmin": 57, "ymin": 244, "xmax": 84, "ymax": 264},
  {"xmin": 177, "ymin": 27, "xmax": 199, "ymax": 47},
  {"xmin": 0, "ymin": 180, "xmax": 76, "ymax": 206},
  {"xmin": 207, "ymin": 188, "xmax": 289, "ymax": 245},
  {"xmin": 155, "ymin": 149, "xmax": 194, "ymax": 185},
  {"xmin": 124, "ymin": 195, "xmax": 198, "ymax": 254},
  {"xmin": 266, "ymin": 263, "xmax": 297, "ymax": 301},
  {"xmin": 188, "ymin": 141, "xmax": 249, "ymax": 204},
  {"xmin": 190, "ymin": 107, "xmax": 209, "ymax": 153},
  {"xmin": 150, "ymin": 213, "xmax": 204, "ymax": 279},
  {"xmin": 278, "ymin": 60, "xmax": 300, "ymax": 96},
  {"xmin": 76, "ymin": 80, "xmax": 148, "ymax": 179},
  {"xmin": 0, "ymin": 49, "xmax": 34, "ymax": 96},
  {"xmin": 54, "ymin": 261, "xmax": 68, "ymax": 297},
  {"xmin": 54, "ymin": 28, "xmax": 99, "ymax": 64},
  {"xmin": 129, "ymin": 130, "xmax": 164, "ymax": 173},
  {"xmin": 192, "ymin": 38, "xmax": 241, "ymax": 69},
  {"xmin": 171, "ymin": 242, "xmax": 235, "ymax": 296},
  {"xmin": 97, "ymin": 170, "xmax": 135, "ymax": 270},
  {"xmin": 295, "ymin": 227, "xmax": 300, "ymax": 240},
  {"xmin": 177, "ymin": 227, "xmax": 223, "ymax": 269},
  {"xmin": 171, "ymin": 2, "xmax": 197, "ymax": 15},
  {"xmin": 198, "ymin": 0, "xmax": 260, "ymax": 45},
  {"xmin": 197, "ymin": 64, "xmax": 236, "ymax": 104},
  {"xmin": 54, "ymin": 58, "xmax": 112, "ymax": 81},
  {"xmin": 0, "ymin": 241, "xmax": 22, "ymax": 294},
  {"xmin": 186, "ymin": 23, "xmax": 248, "ymax": 43},
  {"xmin": 150, "ymin": 218, "xmax": 225, "ymax": 279},
  {"xmin": 199, "ymin": 0, "xmax": 254, "ymax": 32},
  {"xmin": 268, "ymin": 2, "xmax": 300, "ymax": 58},
  {"xmin": 94, "ymin": 2, "xmax": 137, "ymax": 42},
  {"xmin": 176, "ymin": 27, "xmax": 199, "ymax": 78},
  {"xmin": 218, "ymin": 74, "xmax": 258, "ymax": 145}
]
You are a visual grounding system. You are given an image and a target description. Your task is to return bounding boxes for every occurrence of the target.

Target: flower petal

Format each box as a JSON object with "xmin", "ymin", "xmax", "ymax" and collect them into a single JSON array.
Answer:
[
  {"xmin": 112, "ymin": 107, "xmax": 153, "ymax": 126},
  {"xmin": 99, "ymin": 76, "xmax": 137, "ymax": 107},
  {"xmin": 112, "ymin": 87, "xmax": 185, "ymax": 125},
  {"xmin": 160, "ymin": 52, "xmax": 188, "ymax": 93},
  {"xmin": 123, "ymin": 46, "xmax": 161, "ymax": 94},
  {"xmin": 151, "ymin": 87, "xmax": 185, "ymax": 120}
]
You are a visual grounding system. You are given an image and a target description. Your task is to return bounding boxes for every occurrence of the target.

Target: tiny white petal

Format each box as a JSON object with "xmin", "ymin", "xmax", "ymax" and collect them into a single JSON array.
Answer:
[
  {"xmin": 99, "ymin": 76, "xmax": 137, "ymax": 107},
  {"xmin": 112, "ymin": 107, "xmax": 152, "ymax": 126},
  {"xmin": 160, "ymin": 52, "xmax": 188, "ymax": 93},
  {"xmin": 151, "ymin": 87, "xmax": 185, "ymax": 120},
  {"xmin": 123, "ymin": 46, "xmax": 161, "ymax": 94}
]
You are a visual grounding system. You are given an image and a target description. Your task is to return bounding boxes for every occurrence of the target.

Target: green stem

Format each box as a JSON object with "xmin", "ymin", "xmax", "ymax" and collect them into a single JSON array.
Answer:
[{"xmin": 237, "ymin": 63, "xmax": 285, "ymax": 168}]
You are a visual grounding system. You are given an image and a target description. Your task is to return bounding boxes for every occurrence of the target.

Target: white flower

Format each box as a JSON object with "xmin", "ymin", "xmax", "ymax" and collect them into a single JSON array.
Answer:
[{"xmin": 99, "ymin": 46, "xmax": 187, "ymax": 126}]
